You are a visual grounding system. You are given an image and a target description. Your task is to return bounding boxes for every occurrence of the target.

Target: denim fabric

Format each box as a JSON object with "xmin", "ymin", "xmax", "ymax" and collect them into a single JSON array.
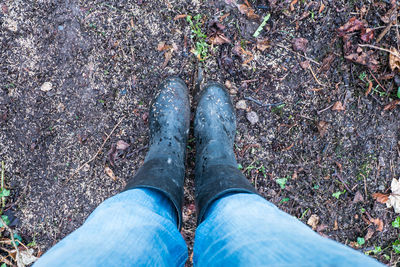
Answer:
[
  {"xmin": 34, "ymin": 189, "xmax": 383, "ymax": 267},
  {"xmin": 33, "ymin": 189, "xmax": 187, "ymax": 267},
  {"xmin": 194, "ymin": 193, "xmax": 383, "ymax": 267}
]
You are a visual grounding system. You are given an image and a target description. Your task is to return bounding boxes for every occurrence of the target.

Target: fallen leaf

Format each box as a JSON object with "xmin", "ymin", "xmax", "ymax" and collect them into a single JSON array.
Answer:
[
  {"xmin": 353, "ymin": 191, "xmax": 364, "ymax": 203},
  {"xmin": 174, "ymin": 14, "xmax": 187, "ymax": 20},
  {"xmin": 319, "ymin": 2, "xmax": 325, "ymax": 13},
  {"xmin": 372, "ymin": 192, "xmax": 389, "ymax": 203},
  {"xmin": 364, "ymin": 227, "xmax": 375, "ymax": 241},
  {"xmin": 317, "ymin": 121, "xmax": 329, "ymax": 137},
  {"xmin": 290, "ymin": 0, "xmax": 298, "ymax": 11},
  {"xmin": 256, "ymin": 38, "xmax": 270, "ymax": 51},
  {"xmin": 292, "ymin": 37, "xmax": 308, "ymax": 53},
  {"xmin": 157, "ymin": 42, "xmax": 171, "ymax": 52},
  {"xmin": 361, "ymin": 28, "xmax": 374, "ymax": 42},
  {"xmin": 208, "ymin": 21, "xmax": 231, "ymax": 45},
  {"xmin": 389, "ymin": 47, "xmax": 400, "ymax": 72},
  {"xmin": 386, "ymin": 178, "xmax": 400, "ymax": 213},
  {"xmin": 237, "ymin": 3, "xmax": 259, "ymax": 19},
  {"xmin": 319, "ymin": 54, "xmax": 335, "ymax": 72},
  {"xmin": 383, "ymin": 100, "xmax": 400, "ymax": 111},
  {"xmin": 105, "ymin": 166, "xmax": 117, "ymax": 181},
  {"xmin": 370, "ymin": 218, "xmax": 384, "ymax": 232},
  {"xmin": 345, "ymin": 50, "xmax": 379, "ymax": 72},
  {"xmin": 333, "ymin": 220, "xmax": 338, "ymax": 230},
  {"xmin": 116, "ymin": 140, "xmax": 130, "ymax": 150},
  {"xmin": 307, "ymin": 214, "xmax": 319, "ymax": 230},
  {"xmin": 365, "ymin": 79, "xmax": 373, "ymax": 96},
  {"xmin": 19, "ymin": 248, "xmax": 38, "ymax": 266},
  {"xmin": 300, "ymin": 60, "xmax": 310, "ymax": 70},
  {"xmin": 332, "ymin": 101, "xmax": 345, "ymax": 111},
  {"xmin": 337, "ymin": 17, "xmax": 366, "ymax": 36}
]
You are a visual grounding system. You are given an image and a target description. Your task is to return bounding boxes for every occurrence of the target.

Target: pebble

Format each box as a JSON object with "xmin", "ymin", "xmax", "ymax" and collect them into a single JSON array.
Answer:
[
  {"xmin": 235, "ymin": 100, "xmax": 247, "ymax": 110},
  {"xmin": 378, "ymin": 156, "xmax": 385, "ymax": 167},
  {"xmin": 246, "ymin": 111, "xmax": 259, "ymax": 125},
  {"xmin": 40, "ymin": 82, "xmax": 52, "ymax": 92}
]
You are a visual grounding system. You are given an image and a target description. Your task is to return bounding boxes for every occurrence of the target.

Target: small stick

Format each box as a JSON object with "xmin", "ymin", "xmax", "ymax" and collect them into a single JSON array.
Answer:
[
  {"xmin": 358, "ymin": 44, "xmax": 400, "ymax": 58},
  {"xmin": 368, "ymin": 69, "xmax": 388, "ymax": 93},
  {"xmin": 376, "ymin": 21, "xmax": 393, "ymax": 43},
  {"xmin": 317, "ymin": 104, "xmax": 334, "ymax": 114},
  {"xmin": 0, "ymin": 216, "xmax": 21, "ymax": 265},
  {"xmin": 308, "ymin": 65, "xmax": 326, "ymax": 87},
  {"xmin": 275, "ymin": 44, "xmax": 320, "ymax": 65},
  {"xmin": 68, "ymin": 117, "xmax": 124, "ymax": 181}
]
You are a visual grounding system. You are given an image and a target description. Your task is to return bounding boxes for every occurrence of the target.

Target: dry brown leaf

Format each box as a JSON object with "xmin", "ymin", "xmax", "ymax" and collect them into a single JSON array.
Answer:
[
  {"xmin": 365, "ymin": 227, "xmax": 375, "ymax": 241},
  {"xmin": 105, "ymin": 166, "xmax": 117, "ymax": 181},
  {"xmin": 389, "ymin": 47, "xmax": 400, "ymax": 72},
  {"xmin": 319, "ymin": 2, "xmax": 325, "ymax": 13},
  {"xmin": 365, "ymin": 79, "xmax": 372, "ymax": 96},
  {"xmin": 361, "ymin": 28, "xmax": 374, "ymax": 42},
  {"xmin": 256, "ymin": 38, "xmax": 271, "ymax": 51},
  {"xmin": 290, "ymin": 0, "xmax": 298, "ymax": 11},
  {"xmin": 383, "ymin": 100, "xmax": 400, "ymax": 111},
  {"xmin": 174, "ymin": 14, "xmax": 187, "ymax": 20},
  {"xmin": 372, "ymin": 192, "xmax": 389, "ymax": 203},
  {"xmin": 209, "ymin": 34, "xmax": 231, "ymax": 45},
  {"xmin": 332, "ymin": 101, "xmax": 345, "ymax": 111},
  {"xmin": 370, "ymin": 218, "xmax": 384, "ymax": 232},
  {"xmin": 337, "ymin": 17, "xmax": 366, "ymax": 36},
  {"xmin": 353, "ymin": 191, "xmax": 364, "ymax": 203},
  {"xmin": 345, "ymin": 51, "xmax": 379, "ymax": 72},
  {"xmin": 300, "ymin": 60, "xmax": 310, "ymax": 70},
  {"xmin": 317, "ymin": 121, "xmax": 329, "ymax": 137},
  {"xmin": 319, "ymin": 54, "xmax": 335, "ymax": 72},
  {"xmin": 157, "ymin": 41, "xmax": 171, "ymax": 51},
  {"xmin": 333, "ymin": 220, "xmax": 338, "ymax": 230},
  {"xmin": 307, "ymin": 214, "xmax": 319, "ymax": 230},
  {"xmin": 292, "ymin": 37, "xmax": 308, "ymax": 53},
  {"xmin": 116, "ymin": 140, "xmax": 130, "ymax": 150},
  {"xmin": 237, "ymin": 3, "xmax": 259, "ymax": 19}
]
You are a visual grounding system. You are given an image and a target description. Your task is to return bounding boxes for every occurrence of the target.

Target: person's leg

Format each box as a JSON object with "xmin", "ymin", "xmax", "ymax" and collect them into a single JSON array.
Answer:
[
  {"xmin": 34, "ymin": 188, "xmax": 187, "ymax": 267},
  {"xmin": 35, "ymin": 77, "xmax": 191, "ymax": 266},
  {"xmin": 192, "ymin": 82, "xmax": 383, "ymax": 266},
  {"xmin": 194, "ymin": 193, "xmax": 383, "ymax": 266}
]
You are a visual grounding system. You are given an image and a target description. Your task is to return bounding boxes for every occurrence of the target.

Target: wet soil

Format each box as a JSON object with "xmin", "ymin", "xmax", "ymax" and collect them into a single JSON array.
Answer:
[{"xmin": 1, "ymin": 0, "xmax": 400, "ymax": 265}]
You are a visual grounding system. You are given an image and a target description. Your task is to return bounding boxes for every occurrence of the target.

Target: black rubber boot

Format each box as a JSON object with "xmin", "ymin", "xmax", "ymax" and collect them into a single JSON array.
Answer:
[
  {"xmin": 194, "ymin": 82, "xmax": 258, "ymax": 224},
  {"xmin": 124, "ymin": 77, "xmax": 190, "ymax": 229}
]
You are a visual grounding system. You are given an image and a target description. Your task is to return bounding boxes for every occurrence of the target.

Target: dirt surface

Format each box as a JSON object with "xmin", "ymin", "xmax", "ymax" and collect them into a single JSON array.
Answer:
[{"xmin": 1, "ymin": 0, "xmax": 400, "ymax": 265}]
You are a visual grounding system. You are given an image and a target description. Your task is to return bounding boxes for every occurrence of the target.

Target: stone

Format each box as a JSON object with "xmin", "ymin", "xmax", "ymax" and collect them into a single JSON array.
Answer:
[
  {"xmin": 235, "ymin": 100, "xmax": 247, "ymax": 110},
  {"xmin": 246, "ymin": 111, "xmax": 259, "ymax": 125},
  {"xmin": 40, "ymin": 82, "xmax": 53, "ymax": 92}
]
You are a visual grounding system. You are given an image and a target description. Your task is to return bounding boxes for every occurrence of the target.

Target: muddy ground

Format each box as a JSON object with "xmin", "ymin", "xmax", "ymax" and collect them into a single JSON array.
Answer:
[{"xmin": 1, "ymin": 0, "xmax": 400, "ymax": 265}]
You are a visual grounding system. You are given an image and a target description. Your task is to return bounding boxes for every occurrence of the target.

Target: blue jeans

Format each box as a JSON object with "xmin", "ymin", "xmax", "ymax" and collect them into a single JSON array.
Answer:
[{"xmin": 34, "ymin": 189, "xmax": 383, "ymax": 266}]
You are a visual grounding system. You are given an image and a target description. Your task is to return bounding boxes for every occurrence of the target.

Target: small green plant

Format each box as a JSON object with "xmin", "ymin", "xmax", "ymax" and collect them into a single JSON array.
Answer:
[
  {"xmin": 279, "ymin": 197, "xmax": 290, "ymax": 204},
  {"xmin": 393, "ymin": 239, "xmax": 400, "ymax": 254},
  {"xmin": 360, "ymin": 208, "xmax": 366, "ymax": 213},
  {"xmin": 357, "ymin": 237, "xmax": 365, "ymax": 246},
  {"xmin": 365, "ymin": 246, "xmax": 382, "ymax": 255},
  {"xmin": 276, "ymin": 177, "xmax": 288, "ymax": 189},
  {"xmin": 186, "ymin": 15, "xmax": 209, "ymax": 60},
  {"xmin": 332, "ymin": 189, "xmax": 346, "ymax": 199},
  {"xmin": 393, "ymin": 217, "xmax": 400, "ymax": 228},
  {"xmin": 237, "ymin": 164, "xmax": 243, "ymax": 170},
  {"xmin": 253, "ymin": 14, "xmax": 270, "ymax": 38},
  {"xmin": 359, "ymin": 71, "xmax": 367, "ymax": 81}
]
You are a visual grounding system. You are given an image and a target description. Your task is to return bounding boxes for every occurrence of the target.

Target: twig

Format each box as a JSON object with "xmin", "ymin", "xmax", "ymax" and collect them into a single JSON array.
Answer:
[
  {"xmin": 376, "ymin": 21, "xmax": 393, "ymax": 43},
  {"xmin": 368, "ymin": 69, "xmax": 388, "ymax": 94},
  {"xmin": 0, "ymin": 216, "xmax": 21, "ymax": 265},
  {"xmin": 308, "ymin": 65, "xmax": 327, "ymax": 87},
  {"xmin": 68, "ymin": 117, "xmax": 124, "ymax": 181},
  {"xmin": 1, "ymin": 161, "xmax": 4, "ymax": 210},
  {"xmin": 358, "ymin": 44, "xmax": 400, "ymax": 58},
  {"xmin": 275, "ymin": 44, "xmax": 320, "ymax": 65},
  {"xmin": 317, "ymin": 104, "xmax": 334, "ymax": 114}
]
